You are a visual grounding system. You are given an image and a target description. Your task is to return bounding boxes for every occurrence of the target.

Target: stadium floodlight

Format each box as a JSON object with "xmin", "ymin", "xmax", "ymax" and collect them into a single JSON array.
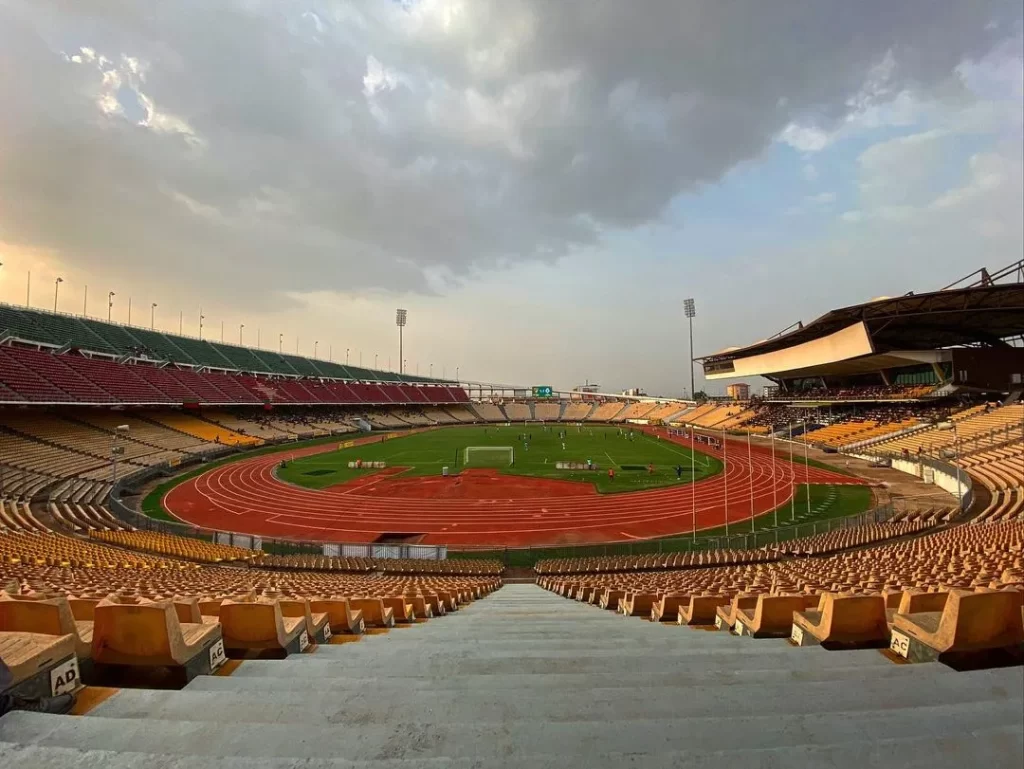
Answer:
[
  {"xmin": 396, "ymin": 308, "xmax": 408, "ymax": 374},
  {"xmin": 684, "ymin": 298, "xmax": 696, "ymax": 399},
  {"xmin": 239, "ymin": 324, "xmax": 245, "ymax": 345},
  {"xmin": 198, "ymin": 308, "xmax": 205, "ymax": 340},
  {"xmin": 53, "ymin": 277, "xmax": 63, "ymax": 313},
  {"xmin": 108, "ymin": 291, "xmax": 115, "ymax": 322},
  {"xmin": 151, "ymin": 303, "xmax": 157, "ymax": 330}
]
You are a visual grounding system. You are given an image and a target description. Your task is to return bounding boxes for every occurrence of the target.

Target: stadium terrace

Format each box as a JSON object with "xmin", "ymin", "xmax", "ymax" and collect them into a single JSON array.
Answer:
[{"xmin": 1, "ymin": 264, "xmax": 1022, "ymax": 765}]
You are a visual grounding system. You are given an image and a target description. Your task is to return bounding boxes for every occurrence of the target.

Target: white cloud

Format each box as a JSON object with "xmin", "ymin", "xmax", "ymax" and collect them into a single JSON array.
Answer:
[
  {"xmin": 778, "ymin": 123, "xmax": 833, "ymax": 152},
  {"xmin": 63, "ymin": 43, "xmax": 202, "ymax": 145},
  {"xmin": 362, "ymin": 54, "xmax": 400, "ymax": 97},
  {"xmin": 136, "ymin": 90, "xmax": 203, "ymax": 145},
  {"xmin": 856, "ymin": 129, "xmax": 952, "ymax": 207},
  {"xmin": 930, "ymin": 151, "xmax": 1008, "ymax": 209},
  {"xmin": 0, "ymin": 0, "xmax": 1020, "ymax": 393}
]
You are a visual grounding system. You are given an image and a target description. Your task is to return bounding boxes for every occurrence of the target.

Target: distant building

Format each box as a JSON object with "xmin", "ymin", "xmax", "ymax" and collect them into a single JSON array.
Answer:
[
  {"xmin": 726, "ymin": 383, "xmax": 750, "ymax": 400},
  {"xmin": 621, "ymin": 388, "xmax": 647, "ymax": 397}
]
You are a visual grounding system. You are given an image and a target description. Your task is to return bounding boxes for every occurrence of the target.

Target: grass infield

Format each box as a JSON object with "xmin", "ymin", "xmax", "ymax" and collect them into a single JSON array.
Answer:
[{"xmin": 277, "ymin": 424, "xmax": 723, "ymax": 493}]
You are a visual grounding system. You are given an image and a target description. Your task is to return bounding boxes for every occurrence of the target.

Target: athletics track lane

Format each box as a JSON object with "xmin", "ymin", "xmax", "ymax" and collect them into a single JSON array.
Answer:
[{"xmin": 163, "ymin": 427, "xmax": 868, "ymax": 547}]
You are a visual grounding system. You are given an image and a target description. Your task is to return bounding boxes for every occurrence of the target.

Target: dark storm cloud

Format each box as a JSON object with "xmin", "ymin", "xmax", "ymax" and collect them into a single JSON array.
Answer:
[{"xmin": 0, "ymin": 0, "xmax": 1018, "ymax": 306}]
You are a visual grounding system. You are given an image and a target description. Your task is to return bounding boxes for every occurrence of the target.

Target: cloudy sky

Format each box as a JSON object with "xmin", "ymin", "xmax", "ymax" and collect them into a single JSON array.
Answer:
[{"xmin": 0, "ymin": 1, "xmax": 1021, "ymax": 395}]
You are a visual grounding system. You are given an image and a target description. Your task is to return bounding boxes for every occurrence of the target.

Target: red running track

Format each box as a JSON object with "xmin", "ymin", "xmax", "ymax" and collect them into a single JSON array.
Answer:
[{"xmin": 163, "ymin": 428, "xmax": 868, "ymax": 547}]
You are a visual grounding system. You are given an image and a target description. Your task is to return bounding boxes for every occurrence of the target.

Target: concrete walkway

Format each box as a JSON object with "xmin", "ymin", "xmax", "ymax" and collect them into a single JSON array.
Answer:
[{"xmin": 1, "ymin": 583, "xmax": 1021, "ymax": 767}]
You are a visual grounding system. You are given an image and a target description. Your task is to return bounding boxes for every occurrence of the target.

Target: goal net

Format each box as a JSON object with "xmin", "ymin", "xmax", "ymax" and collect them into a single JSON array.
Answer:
[{"xmin": 463, "ymin": 446, "xmax": 515, "ymax": 467}]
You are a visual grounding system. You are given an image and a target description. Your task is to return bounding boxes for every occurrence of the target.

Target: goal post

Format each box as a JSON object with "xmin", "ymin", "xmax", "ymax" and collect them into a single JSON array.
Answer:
[{"xmin": 463, "ymin": 446, "xmax": 515, "ymax": 467}]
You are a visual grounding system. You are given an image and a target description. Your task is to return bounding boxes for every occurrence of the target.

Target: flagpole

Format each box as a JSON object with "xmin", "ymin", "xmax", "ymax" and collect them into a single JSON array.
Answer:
[
  {"xmin": 802, "ymin": 419, "xmax": 811, "ymax": 518},
  {"xmin": 789, "ymin": 422, "xmax": 795, "ymax": 523},
  {"xmin": 771, "ymin": 428, "xmax": 778, "ymax": 528},
  {"xmin": 722, "ymin": 427, "xmax": 729, "ymax": 538},
  {"xmin": 748, "ymin": 431, "xmax": 755, "ymax": 534}
]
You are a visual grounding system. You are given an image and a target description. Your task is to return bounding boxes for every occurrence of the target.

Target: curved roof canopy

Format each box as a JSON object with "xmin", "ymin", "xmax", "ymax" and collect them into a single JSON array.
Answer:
[{"xmin": 701, "ymin": 284, "xmax": 1024, "ymax": 365}]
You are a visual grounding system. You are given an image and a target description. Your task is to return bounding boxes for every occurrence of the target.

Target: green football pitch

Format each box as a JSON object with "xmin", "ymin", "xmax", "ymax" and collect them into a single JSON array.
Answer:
[{"xmin": 277, "ymin": 424, "xmax": 723, "ymax": 493}]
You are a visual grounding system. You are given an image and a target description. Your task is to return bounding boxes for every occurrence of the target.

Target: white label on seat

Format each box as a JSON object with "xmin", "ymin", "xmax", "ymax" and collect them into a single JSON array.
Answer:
[
  {"xmin": 790, "ymin": 625, "xmax": 804, "ymax": 644},
  {"xmin": 209, "ymin": 640, "xmax": 227, "ymax": 671},
  {"xmin": 323, "ymin": 624, "xmax": 332, "ymax": 640},
  {"xmin": 358, "ymin": 619, "xmax": 365, "ymax": 634},
  {"xmin": 49, "ymin": 657, "xmax": 80, "ymax": 696},
  {"xmin": 734, "ymin": 621, "xmax": 744, "ymax": 636},
  {"xmin": 714, "ymin": 615, "xmax": 723, "ymax": 629},
  {"xmin": 299, "ymin": 630, "xmax": 310, "ymax": 651},
  {"xmin": 890, "ymin": 631, "xmax": 910, "ymax": 659}
]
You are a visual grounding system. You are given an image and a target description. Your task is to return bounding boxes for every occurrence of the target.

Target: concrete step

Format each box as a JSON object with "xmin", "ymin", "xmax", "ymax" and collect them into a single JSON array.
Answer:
[
  {"xmin": 91, "ymin": 669, "xmax": 1020, "ymax": 725},
  {"xmin": 226, "ymin": 648, "xmax": 888, "ymax": 677},
  {"xmin": 295, "ymin": 638, "xmax": 811, "ymax": 657},
  {"xmin": 1, "ymin": 701, "xmax": 1018, "ymax": 760},
  {"xmin": 0, "ymin": 727, "xmax": 1020, "ymax": 769},
  {"xmin": 185, "ymin": 658, "xmax": 949, "ymax": 693}
]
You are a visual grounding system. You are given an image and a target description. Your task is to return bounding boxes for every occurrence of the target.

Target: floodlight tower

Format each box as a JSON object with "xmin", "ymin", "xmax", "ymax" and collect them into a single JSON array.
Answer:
[
  {"xmin": 684, "ymin": 298, "xmax": 696, "ymax": 399},
  {"xmin": 396, "ymin": 308, "xmax": 408, "ymax": 374}
]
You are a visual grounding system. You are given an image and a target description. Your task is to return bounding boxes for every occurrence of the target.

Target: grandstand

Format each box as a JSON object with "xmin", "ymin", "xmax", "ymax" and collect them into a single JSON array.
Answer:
[
  {"xmin": 585, "ymin": 400, "xmax": 627, "ymax": 421},
  {"xmin": 560, "ymin": 401, "xmax": 594, "ymax": 421},
  {"xmin": 533, "ymin": 401, "xmax": 562, "ymax": 421},
  {"xmin": 1, "ymin": 274, "xmax": 1022, "ymax": 766},
  {"xmin": 0, "ymin": 305, "xmax": 454, "ymax": 385},
  {"xmin": 467, "ymin": 401, "xmax": 506, "ymax": 422},
  {"xmin": 699, "ymin": 271, "xmax": 1024, "ymax": 403},
  {"xmin": 611, "ymin": 401, "xmax": 658, "ymax": 421}
]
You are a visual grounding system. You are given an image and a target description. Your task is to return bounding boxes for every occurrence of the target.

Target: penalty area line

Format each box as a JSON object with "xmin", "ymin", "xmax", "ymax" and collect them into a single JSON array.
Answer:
[{"xmin": 647, "ymin": 437, "xmax": 711, "ymax": 467}]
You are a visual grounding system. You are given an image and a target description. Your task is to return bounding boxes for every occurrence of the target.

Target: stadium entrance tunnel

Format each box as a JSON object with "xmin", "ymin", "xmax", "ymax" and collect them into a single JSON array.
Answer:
[{"xmin": 372, "ymin": 533, "xmax": 425, "ymax": 545}]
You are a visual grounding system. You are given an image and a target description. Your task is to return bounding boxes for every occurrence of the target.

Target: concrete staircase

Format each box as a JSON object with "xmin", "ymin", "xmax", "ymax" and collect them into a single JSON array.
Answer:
[{"xmin": 1, "ymin": 583, "xmax": 1021, "ymax": 767}]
